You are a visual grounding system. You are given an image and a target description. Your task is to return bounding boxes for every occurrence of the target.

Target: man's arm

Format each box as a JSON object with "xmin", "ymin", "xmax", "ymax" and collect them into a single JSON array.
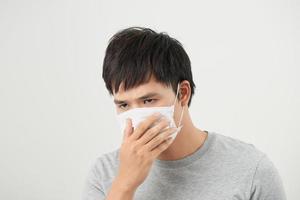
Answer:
[
  {"xmin": 250, "ymin": 154, "xmax": 286, "ymax": 200},
  {"xmin": 105, "ymin": 176, "xmax": 136, "ymax": 200}
]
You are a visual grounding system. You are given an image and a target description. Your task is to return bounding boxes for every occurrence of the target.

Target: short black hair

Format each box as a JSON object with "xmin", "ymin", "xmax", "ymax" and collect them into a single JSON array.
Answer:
[{"xmin": 102, "ymin": 26, "xmax": 196, "ymax": 107}]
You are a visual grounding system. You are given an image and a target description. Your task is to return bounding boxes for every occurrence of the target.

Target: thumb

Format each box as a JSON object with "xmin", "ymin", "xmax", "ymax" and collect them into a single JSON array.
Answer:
[{"xmin": 123, "ymin": 118, "xmax": 133, "ymax": 141}]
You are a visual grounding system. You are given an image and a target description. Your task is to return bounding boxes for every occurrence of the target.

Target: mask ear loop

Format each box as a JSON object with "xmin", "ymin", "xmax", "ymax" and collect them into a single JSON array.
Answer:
[
  {"xmin": 178, "ymin": 106, "xmax": 184, "ymax": 127},
  {"xmin": 173, "ymin": 83, "xmax": 181, "ymax": 105},
  {"xmin": 173, "ymin": 83, "xmax": 184, "ymax": 130}
]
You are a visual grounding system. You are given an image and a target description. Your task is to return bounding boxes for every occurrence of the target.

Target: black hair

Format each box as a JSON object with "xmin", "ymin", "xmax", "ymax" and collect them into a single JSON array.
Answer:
[{"xmin": 102, "ymin": 26, "xmax": 196, "ymax": 107}]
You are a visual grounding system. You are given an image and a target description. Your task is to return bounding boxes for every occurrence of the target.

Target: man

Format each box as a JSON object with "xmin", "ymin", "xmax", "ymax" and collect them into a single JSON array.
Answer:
[{"xmin": 82, "ymin": 27, "xmax": 286, "ymax": 200}]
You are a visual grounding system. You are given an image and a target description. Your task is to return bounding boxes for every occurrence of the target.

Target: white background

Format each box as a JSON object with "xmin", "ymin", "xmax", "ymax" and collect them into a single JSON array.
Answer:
[{"xmin": 0, "ymin": 0, "xmax": 299, "ymax": 199}]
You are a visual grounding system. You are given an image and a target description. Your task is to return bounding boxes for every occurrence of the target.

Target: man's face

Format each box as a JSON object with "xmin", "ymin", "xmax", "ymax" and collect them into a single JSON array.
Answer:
[{"xmin": 113, "ymin": 76, "xmax": 177, "ymax": 115}]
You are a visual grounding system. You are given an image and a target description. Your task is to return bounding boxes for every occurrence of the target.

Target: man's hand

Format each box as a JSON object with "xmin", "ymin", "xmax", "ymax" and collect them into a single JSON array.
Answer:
[{"xmin": 114, "ymin": 113, "xmax": 176, "ymax": 193}]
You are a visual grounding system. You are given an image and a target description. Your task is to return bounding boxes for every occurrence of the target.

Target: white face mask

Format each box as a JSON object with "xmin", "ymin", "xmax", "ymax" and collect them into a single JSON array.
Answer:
[{"xmin": 116, "ymin": 83, "xmax": 184, "ymax": 141}]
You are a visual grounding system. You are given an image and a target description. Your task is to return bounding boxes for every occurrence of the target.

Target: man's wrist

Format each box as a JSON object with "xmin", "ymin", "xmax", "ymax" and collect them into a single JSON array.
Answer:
[
  {"xmin": 106, "ymin": 177, "xmax": 136, "ymax": 200},
  {"xmin": 112, "ymin": 176, "xmax": 137, "ymax": 194}
]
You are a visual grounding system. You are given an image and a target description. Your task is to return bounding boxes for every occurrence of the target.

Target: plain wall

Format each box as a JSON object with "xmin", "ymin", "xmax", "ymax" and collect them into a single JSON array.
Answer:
[{"xmin": 0, "ymin": 0, "xmax": 299, "ymax": 199}]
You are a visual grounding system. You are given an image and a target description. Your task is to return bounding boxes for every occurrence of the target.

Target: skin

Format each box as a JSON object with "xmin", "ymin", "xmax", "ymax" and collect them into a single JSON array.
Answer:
[{"xmin": 105, "ymin": 75, "xmax": 208, "ymax": 200}]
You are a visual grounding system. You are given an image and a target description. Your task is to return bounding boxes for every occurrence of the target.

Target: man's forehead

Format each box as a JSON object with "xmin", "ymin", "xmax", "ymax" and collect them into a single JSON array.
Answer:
[
  {"xmin": 114, "ymin": 85, "xmax": 162, "ymax": 100},
  {"xmin": 113, "ymin": 81, "xmax": 171, "ymax": 101}
]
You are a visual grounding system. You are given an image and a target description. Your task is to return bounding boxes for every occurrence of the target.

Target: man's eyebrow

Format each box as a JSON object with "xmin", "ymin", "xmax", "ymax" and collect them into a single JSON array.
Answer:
[
  {"xmin": 113, "ymin": 99, "xmax": 126, "ymax": 104},
  {"xmin": 137, "ymin": 92, "xmax": 161, "ymax": 100},
  {"xmin": 113, "ymin": 92, "xmax": 160, "ymax": 104}
]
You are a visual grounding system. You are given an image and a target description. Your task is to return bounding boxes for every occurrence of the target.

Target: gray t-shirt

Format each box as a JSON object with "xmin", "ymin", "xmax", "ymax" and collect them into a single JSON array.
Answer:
[{"xmin": 82, "ymin": 131, "xmax": 286, "ymax": 200}]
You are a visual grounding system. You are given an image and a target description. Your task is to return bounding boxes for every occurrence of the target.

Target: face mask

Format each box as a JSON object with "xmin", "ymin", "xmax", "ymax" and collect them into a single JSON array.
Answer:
[{"xmin": 116, "ymin": 83, "xmax": 184, "ymax": 141}]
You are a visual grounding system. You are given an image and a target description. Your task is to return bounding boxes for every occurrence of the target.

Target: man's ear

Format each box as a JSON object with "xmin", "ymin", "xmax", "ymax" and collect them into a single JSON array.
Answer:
[{"xmin": 179, "ymin": 80, "xmax": 191, "ymax": 107}]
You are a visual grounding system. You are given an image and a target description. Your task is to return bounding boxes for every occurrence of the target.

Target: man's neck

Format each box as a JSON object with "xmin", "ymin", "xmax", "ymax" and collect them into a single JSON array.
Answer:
[{"xmin": 156, "ymin": 112, "xmax": 208, "ymax": 161}]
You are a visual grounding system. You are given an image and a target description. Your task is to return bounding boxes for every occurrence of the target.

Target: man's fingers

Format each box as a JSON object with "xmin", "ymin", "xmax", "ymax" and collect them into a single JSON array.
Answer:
[
  {"xmin": 137, "ymin": 118, "xmax": 170, "ymax": 145},
  {"xmin": 151, "ymin": 137, "xmax": 174, "ymax": 158},
  {"xmin": 123, "ymin": 118, "xmax": 133, "ymax": 141},
  {"xmin": 144, "ymin": 127, "xmax": 176, "ymax": 151},
  {"xmin": 131, "ymin": 113, "xmax": 161, "ymax": 140}
]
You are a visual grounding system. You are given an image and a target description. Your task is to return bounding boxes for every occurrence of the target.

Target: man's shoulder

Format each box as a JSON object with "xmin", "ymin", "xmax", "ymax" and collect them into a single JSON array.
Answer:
[
  {"xmin": 209, "ymin": 131, "xmax": 286, "ymax": 199},
  {"xmin": 98, "ymin": 148, "xmax": 120, "ymax": 164},
  {"xmin": 91, "ymin": 148, "xmax": 120, "ymax": 180},
  {"xmin": 210, "ymin": 131, "xmax": 266, "ymax": 165}
]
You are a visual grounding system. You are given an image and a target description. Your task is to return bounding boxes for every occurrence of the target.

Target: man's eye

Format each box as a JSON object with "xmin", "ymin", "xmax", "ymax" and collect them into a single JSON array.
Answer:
[
  {"xmin": 144, "ymin": 99, "xmax": 155, "ymax": 104},
  {"xmin": 119, "ymin": 104, "xmax": 128, "ymax": 109}
]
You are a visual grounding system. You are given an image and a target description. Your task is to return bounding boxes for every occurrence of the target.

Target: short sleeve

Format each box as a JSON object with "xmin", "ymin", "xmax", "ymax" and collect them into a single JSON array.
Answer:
[
  {"xmin": 82, "ymin": 159, "xmax": 106, "ymax": 200},
  {"xmin": 250, "ymin": 154, "xmax": 286, "ymax": 200}
]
